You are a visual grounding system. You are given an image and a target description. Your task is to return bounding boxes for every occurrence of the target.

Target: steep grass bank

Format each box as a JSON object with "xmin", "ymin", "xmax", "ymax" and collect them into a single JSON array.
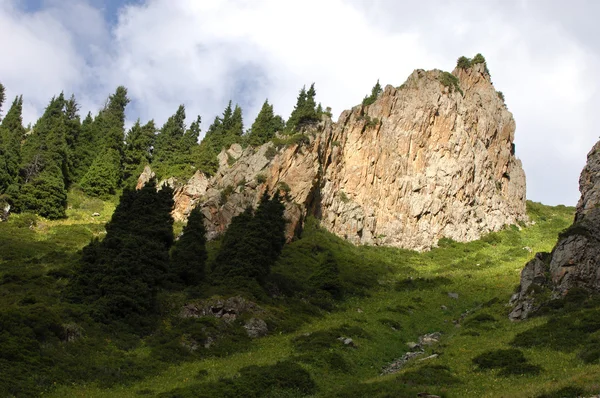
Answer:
[{"xmin": 22, "ymin": 199, "xmax": 595, "ymax": 398}]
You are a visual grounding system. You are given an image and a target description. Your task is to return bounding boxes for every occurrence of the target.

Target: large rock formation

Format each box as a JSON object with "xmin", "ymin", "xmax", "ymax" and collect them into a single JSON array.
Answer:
[
  {"xmin": 144, "ymin": 61, "xmax": 527, "ymax": 250},
  {"xmin": 510, "ymin": 140, "xmax": 600, "ymax": 320}
]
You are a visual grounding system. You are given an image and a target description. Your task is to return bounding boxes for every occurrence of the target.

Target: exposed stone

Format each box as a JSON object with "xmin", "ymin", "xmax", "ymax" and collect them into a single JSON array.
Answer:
[
  {"xmin": 511, "ymin": 140, "xmax": 600, "ymax": 319},
  {"xmin": 419, "ymin": 354, "xmax": 439, "ymax": 361},
  {"xmin": 419, "ymin": 332, "xmax": 442, "ymax": 346},
  {"xmin": 161, "ymin": 62, "xmax": 526, "ymax": 250},
  {"xmin": 381, "ymin": 351, "xmax": 425, "ymax": 375},
  {"xmin": 448, "ymin": 292, "xmax": 459, "ymax": 300},
  {"xmin": 136, "ymin": 164, "xmax": 155, "ymax": 189},
  {"xmin": 243, "ymin": 318, "xmax": 268, "ymax": 338},
  {"xmin": 91, "ymin": 212, "xmax": 100, "ymax": 217},
  {"xmin": 180, "ymin": 296, "xmax": 262, "ymax": 322}
]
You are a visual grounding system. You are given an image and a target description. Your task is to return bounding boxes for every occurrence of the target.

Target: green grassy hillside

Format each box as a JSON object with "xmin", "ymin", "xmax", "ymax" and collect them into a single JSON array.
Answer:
[{"xmin": 4, "ymin": 194, "xmax": 599, "ymax": 398}]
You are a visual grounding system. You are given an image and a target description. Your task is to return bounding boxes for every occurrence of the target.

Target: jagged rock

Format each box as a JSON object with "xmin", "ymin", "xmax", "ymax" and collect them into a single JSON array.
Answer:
[
  {"xmin": 511, "ymin": 140, "xmax": 600, "ymax": 319},
  {"xmin": 180, "ymin": 296, "xmax": 262, "ymax": 322},
  {"xmin": 136, "ymin": 164, "xmax": 155, "ymax": 189},
  {"xmin": 172, "ymin": 170, "xmax": 210, "ymax": 222},
  {"xmin": 160, "ymin": 62, "xmax": 527, "ymax": 250},
  {"xmin": 243, "ymin": 318, "xmax": 268, "ymax": 338}
]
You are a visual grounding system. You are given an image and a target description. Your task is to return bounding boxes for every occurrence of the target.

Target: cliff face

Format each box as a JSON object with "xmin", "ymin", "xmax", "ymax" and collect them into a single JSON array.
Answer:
[
  {"xmin": 143, "ymin": 62, "xmax": 527, "ymax": 251},
  {"xmin": 510, "ymin": 140, "xmax": 600, "ymax": 320}
]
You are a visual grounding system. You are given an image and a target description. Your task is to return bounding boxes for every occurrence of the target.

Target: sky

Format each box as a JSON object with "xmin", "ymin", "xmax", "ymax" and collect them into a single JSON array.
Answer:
[{"xmin": 1, "ymin": 0, "xmax": 598, "ymax": 206}]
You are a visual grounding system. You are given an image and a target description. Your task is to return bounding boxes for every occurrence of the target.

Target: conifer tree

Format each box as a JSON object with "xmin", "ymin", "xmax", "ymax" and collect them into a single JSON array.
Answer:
[
  {"xmin": 70, "ymin": 112, "xmax": 98, "ymax": 182},
  {"xmin": 154, "ymin": 105, "xmax": 186, "ymax": 166},
  {"xmin": 362, "ymin": 80, "xmax": 382, "ymax": 106},
  {"xmin": 0, "ymin": 96, "xmax": 25, "ymax": 193},
  {"xmin": 17, "ymin": 94, "xmax": 69, "ymax": 218},
  {"xmin": 287, "ymin": 83, "xmax": 319, "ymax": 132},
  {"xmin": 194, "ymin": 102, "xmax": 244, "ymax": 176},
  {"xmin": 122, "ymin": 119, "xmax": 156, "ymax": 186},
  {"xmin": 63, "ymin": 95, "xmax": 82, "ymax": 186},
  {"xmin": 170, "ymin": 206, "xmax": 207, "ymax": 286},
  {"xmin": 80, "ymin": 86, "xmax": 129, "ymax": 196},
  {"xmin": 213, "ymin": 192, "xmax": 286, "ymax": 284},
  {"xmin": 67, "ymin": 179, "xmax": 174, "ymax": 330},
  {"xmin": 247, "ymin": 100, "xmax": 285, "ymax": 146}
]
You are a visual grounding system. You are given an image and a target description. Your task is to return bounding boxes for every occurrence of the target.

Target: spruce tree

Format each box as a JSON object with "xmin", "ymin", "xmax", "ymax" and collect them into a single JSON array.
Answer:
[
  {"xmin": 362, "ymin": 80, "xmax": 382, "ymax": 106},
  {"xmin": 67, "ymin": 180, "xmax": 174, "ymax": 331},
  {"xmin": 0, "ymin": 96, "xmax": 25, "ymax": 193},
  {"xmin": 194, "ymin": 102, "xmax": 244, "ymax": 176},
  {"xmin": 122, "ymin": 119, "xmax": 156, "ymax": 186},
  {"xmin": 17, "ymin": 94, "xmax": 69, "ymax": 218},
  {"xmin": 80, "ymin": 86, "xmax": 129, "ymax": 196},
  {"xmin": 287, "ymin": 84, "xmax": 319, "ymax": 132},
  {"xmin": 247, "ymin": 100, "xmax": 284, "ymax": 146},
  {"xmin": 154, "ymin": 105, "xmax": 186, "ymax": 167},
  {"xmin": 63, "ymin": 95, "xmax": 82, "ymax": 186},
  {"xmin": 70, "ymin": 112, "xmax": 98, "ymax": 182},
  {"xmin": 170, "ymin": 206, "xmax": 207, "ymax": 286},
  {"xmin": 79, "ymin": 148, "xmax": 122, "ymax": 197},
  {"xmin": 213, "ymin": 192, "xmax": 286, "ymax": 284}
]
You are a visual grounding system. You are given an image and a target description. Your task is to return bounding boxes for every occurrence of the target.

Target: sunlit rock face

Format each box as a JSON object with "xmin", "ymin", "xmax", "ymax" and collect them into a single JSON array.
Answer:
[{"xmin": 145, "ymin": 62, "xmax": 527, "ymax": 251}]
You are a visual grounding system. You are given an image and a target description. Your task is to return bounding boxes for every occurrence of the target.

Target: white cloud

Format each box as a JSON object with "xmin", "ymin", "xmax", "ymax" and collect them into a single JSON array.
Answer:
[{"xmin": 1, "ymin": 0, "xmax": 599, "ymax": 206}]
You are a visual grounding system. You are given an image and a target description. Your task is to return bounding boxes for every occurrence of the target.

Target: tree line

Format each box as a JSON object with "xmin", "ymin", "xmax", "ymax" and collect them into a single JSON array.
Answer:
[{"xmin": 0, "ymin": 82, "xmax": 325, "ymax": 219}]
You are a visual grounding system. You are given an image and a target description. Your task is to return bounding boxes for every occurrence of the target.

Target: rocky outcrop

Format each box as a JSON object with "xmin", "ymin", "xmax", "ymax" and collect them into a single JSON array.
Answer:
[
  {"xmin": 142, "ymin": 61, "xmax": 527, "ymax": 250},
  {"xmin": 510, "ymin": 140, "xmax": 600, "ymax": 320}
]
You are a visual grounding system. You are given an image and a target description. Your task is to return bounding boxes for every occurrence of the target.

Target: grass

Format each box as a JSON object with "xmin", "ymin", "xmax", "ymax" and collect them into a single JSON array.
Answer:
[{"xmin": 5, "ymin": 193, "xmax": 599, "ymax": 397}]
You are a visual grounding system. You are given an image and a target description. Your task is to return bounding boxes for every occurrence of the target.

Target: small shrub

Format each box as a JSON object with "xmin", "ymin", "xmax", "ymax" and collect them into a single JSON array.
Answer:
[
  {"xmin": 278, "ymin": 182, "xmax": 291, "ymax": 195},
  {"xmin": 472, "ymin": 53, "xmax": 486, "ymax": 65},
  {"xmin": 439, "ymin": 72, "xmax": 464, "ymax": 96},
  {"xmin": 472, "ymin": 348, "xmax": 527, "ymax": 369},
  {"xmin": 227, "ymin": 153, "xmax": 236, "ymax": 166},
  {"xmin": 456, "ymin": 56, "xmax": 472, "ymax": 69},
  {"xmin": 497, "ymin": 91, "xmax": 505, "ymax": 103},
  {"xmin": 339, "ymin": 191, "xmax": 349, "ymax": 203},
  {"xmin": 265, "ymin": 146, "xmax": 277, "ymax": 160},
  {"xmin": 256, "ymin": 174, "xmax": 267, "ymax": 184},
  {"xmin": 219, "ymin": 185, "xmax": 234, "ymax": 205}
]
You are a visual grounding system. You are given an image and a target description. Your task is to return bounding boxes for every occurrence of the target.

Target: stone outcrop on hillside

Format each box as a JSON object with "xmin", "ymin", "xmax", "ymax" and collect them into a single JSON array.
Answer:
[
  {"xmin": 510, "ymin": 140, "xmax": 600, "ymax": 320},
  {"xmin": 141, "ymin": 61, "xmax": 527, "ymax": 250}
]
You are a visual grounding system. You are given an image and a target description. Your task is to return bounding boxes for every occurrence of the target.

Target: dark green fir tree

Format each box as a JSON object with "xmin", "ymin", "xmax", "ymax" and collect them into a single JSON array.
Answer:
[
  {"xmin": 67, "ymin": 179, "xmax": 174, "ymax": 331},
  {"xmin": 170, "ymin": 206, "xmax": 208, "ymax": 286},
  {"xmin": 247, "ymin": 100, "xmax": 285, "ymax": 146},
  {"xmin": 80, "ymin": 86, "xmax": 130, "ymax": 196}
]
